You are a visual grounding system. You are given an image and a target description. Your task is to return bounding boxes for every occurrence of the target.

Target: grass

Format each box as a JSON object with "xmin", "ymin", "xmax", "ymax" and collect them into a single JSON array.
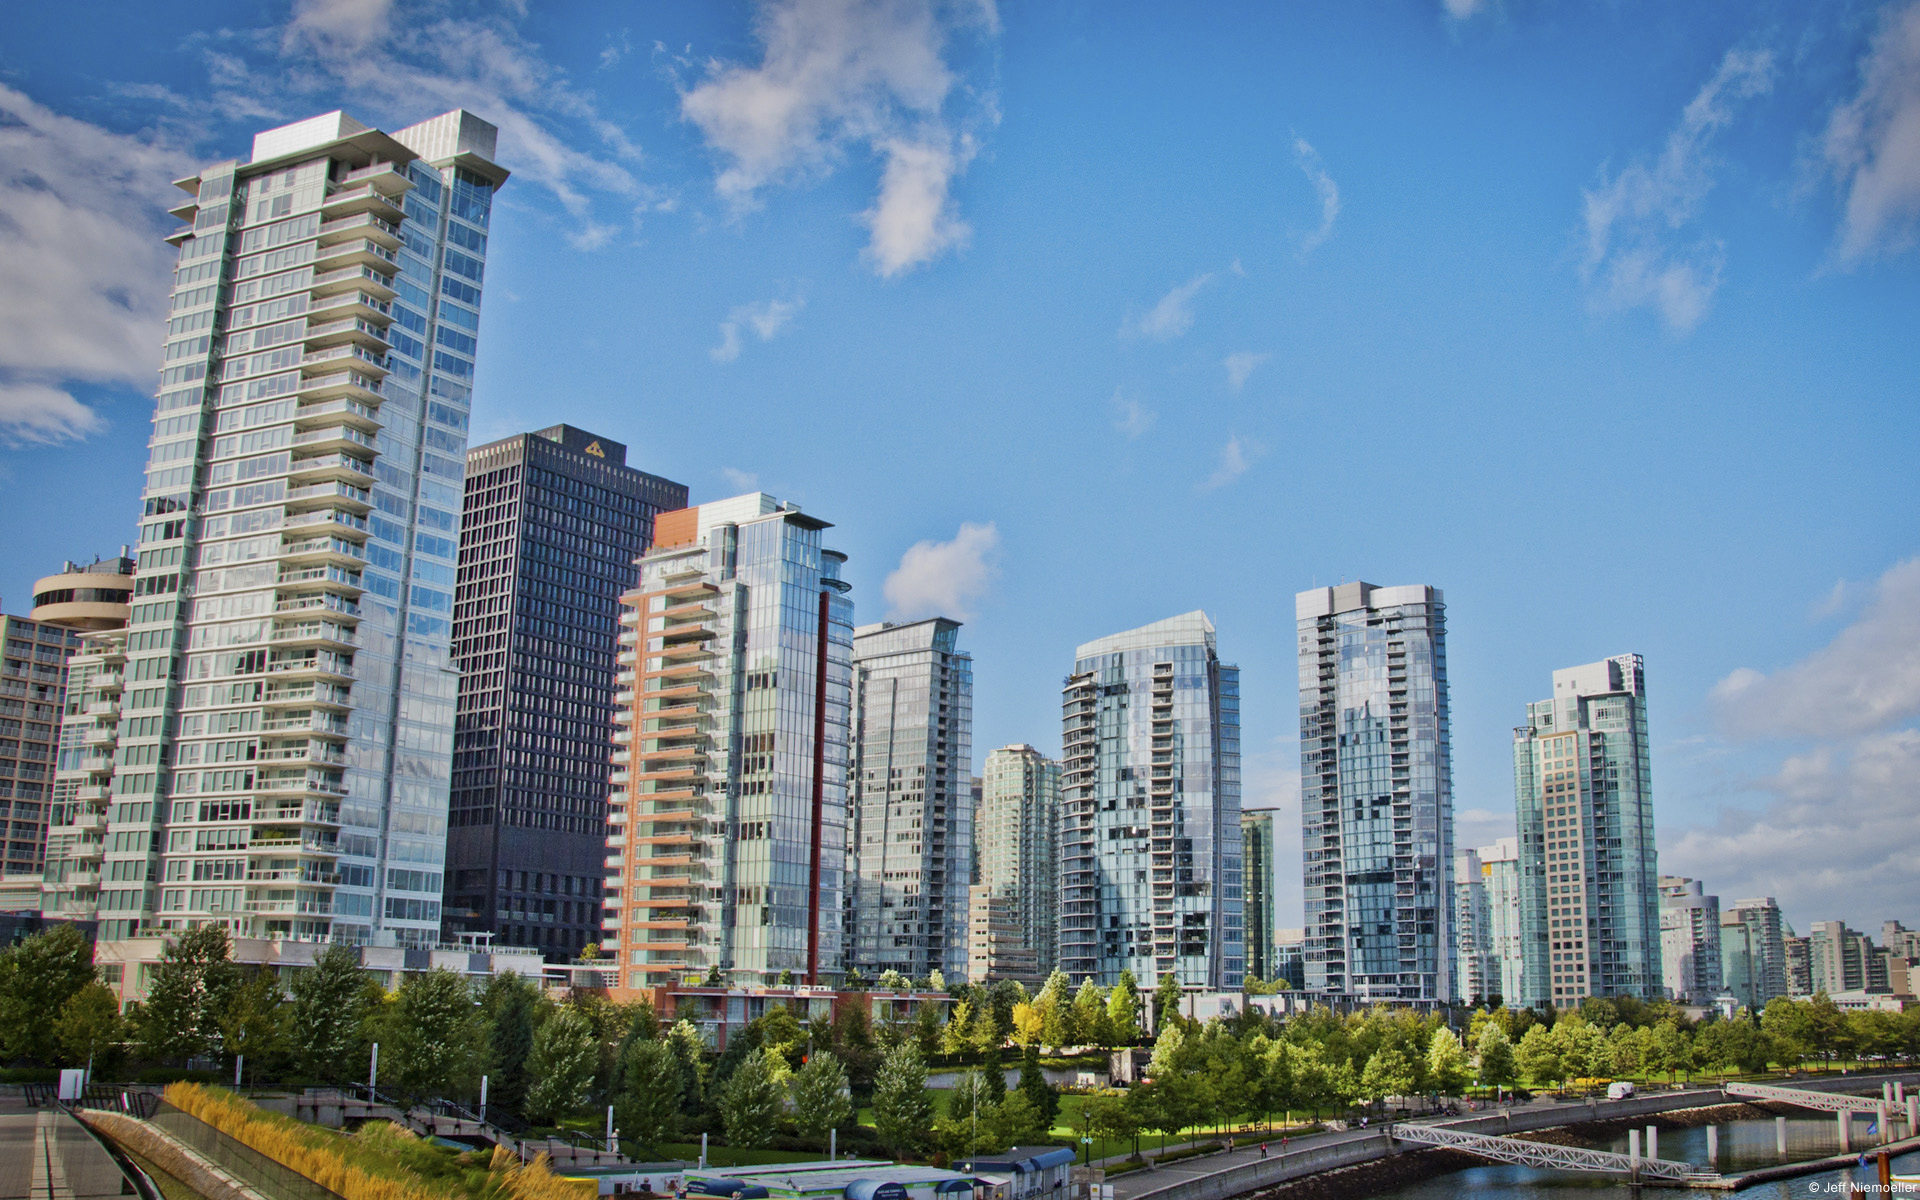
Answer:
[
  {"xmin": 121, "ymin": 1146, "xmax": 211, "ymax": 1200},
  {"xmin": 647, "ymin": 1142, "xmax": 825, "ymax": 1167}
]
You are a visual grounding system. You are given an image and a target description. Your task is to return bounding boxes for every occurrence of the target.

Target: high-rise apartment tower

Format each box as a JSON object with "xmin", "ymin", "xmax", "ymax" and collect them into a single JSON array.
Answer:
[
  {"xmin": 45, "ymin": 109, "xmax": 507, "ymax": 944},
  {"xmin": 1721, "ymin": 897, "xmax": 1787, "ymax": 1012},
  {"xmin": 602, "ymin": 494, "xmax": 853, "ymax": 990},
  {"xmin": 1480, "ymin": 837, "xmax": 1524, "ymax": 1004},
  {"xmin": 1514, "ymin": 654, "xmax": 1660, "ymax": 1006},
  {"xmin": 1454, "ymin": 847, "xmax": 1493, "ymax": 1004},
  {"xmin": 1060, "ymin": 612, "xmax": 1243, "ymax": 989},
  {"xmin": 1658, "ymin": 876, "xmax": 1723, "ymax": 1005},
  {"xmin": 443, "ymin": 426, "xmax": 686, "ymax": 954},
  {"xmin": 1241, "ymin": 808, "xmax": 1275, "ymax": 982},
  {"xmin": 973, "ymin": 744, "xmax": 1059, "ymax": 983},
  {"xmin": 846, "ymin": 618, "xmax": 973, "ymax": 982},
  {"xmin": 1297, "ymin": 583, "xmax": 1452, "ymax": 1003}
]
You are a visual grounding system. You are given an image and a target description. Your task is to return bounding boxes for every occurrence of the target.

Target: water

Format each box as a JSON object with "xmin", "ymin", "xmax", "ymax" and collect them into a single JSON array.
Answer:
[{"xmin": 1368, "ymin": 1117, "xmax": 1920, "ymax": 1199}]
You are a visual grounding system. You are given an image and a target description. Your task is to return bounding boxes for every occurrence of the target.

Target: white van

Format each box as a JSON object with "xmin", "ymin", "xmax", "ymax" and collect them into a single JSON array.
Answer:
[{"xmin": 1607, "ymin": 1082, "xmax": 1636, "ymax": 1100}]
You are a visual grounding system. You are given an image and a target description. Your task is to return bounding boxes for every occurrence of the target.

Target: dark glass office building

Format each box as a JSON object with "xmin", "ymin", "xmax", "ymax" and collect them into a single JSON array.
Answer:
[{"xmin": 444, "ymin": 425, "xmax": 687, "ymax": 954}]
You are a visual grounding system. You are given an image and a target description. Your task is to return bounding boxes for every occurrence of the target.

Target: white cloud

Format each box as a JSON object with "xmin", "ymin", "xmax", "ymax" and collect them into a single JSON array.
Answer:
[
  {"xmin": 253, "ymin": 0, "xmax": 644, "ymax": 235},
  {"xmin": 1456, "ymin": 807, "xmax": 1518, "ymax": 853},
  {"xmin": 1292, "ymin": 135, "xmax": 1340, "ymax": 252},
  {"xmin": 720, "ymin": 466, "xmax": 761, "ymax": 491},
  {"xmin": 863, "ymin": 134, "xmax": 973, "ymax": 277},
  {"xmin": 1224, "ymin": 351, "xmax": 1271, "ymax": 392},
  {"xmin": 1111, "ymin": 391, "xmax": 1155, "ymax": 439},
  {"xmin": 1822, "ymin": 1, "xmax": 1920, "ymax": 262},
  {"xmin": 1711, "ymin": 556, "xmax": 1920, "ymax": 740},
  {"xmin": 680, "ymin": 0, "xmax": 998, "ymax": 277},
  {"xmin": 0, "ymin": 84, "xmax": 189, "ymax": 444},
  {"xmin": 1199, "ymin": 434, "xmax": 1260, "ymax": 490},
  {"xmin": 711, "ymin": 296, "xmax": 805, "ymax": 363},
  {"xmin": 883, "ymin": 521, "xmax": 999, "ymax": 622},
  {"xmin": 1579, "ymin": 47, "xmax": 1774, "ymax": 334},
  {"xmin": 1666, "ymin": 728, "xmax": 1920, "ymax": 930},
  {"xmin": 0, "ymin": 382, "xmax": 108, "ymax": 446},
  {"xmin": 1125, "ymin": 272, "xmax": 1213, "ymax": 341}
]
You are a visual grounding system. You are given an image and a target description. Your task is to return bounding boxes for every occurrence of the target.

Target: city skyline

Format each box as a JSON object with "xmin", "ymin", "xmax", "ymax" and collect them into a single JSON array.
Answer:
[{"xmin": 2, "ymin": 1, "xmax": 1918, "ymax": 935}]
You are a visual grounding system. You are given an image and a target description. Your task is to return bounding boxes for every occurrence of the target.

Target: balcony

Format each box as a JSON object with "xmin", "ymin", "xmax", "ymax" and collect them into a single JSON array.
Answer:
[
  {"xmin": 301, "ymin": 344, "xmax": 389, "ymax": 379},
  {"xmin": 283, "ymin": 508, "xmax": 370, "ymax": 538},
  {"xmin": 319, "ymin": 181, "xmax": 405, "ymax": 222},
  {"xmin": 262, "ymin": 681, "xmax": 352, "ymax": 709},
  {"xmin": 291, "ymin": 424, "xmax": 379, "ymax": 456},
  {"xmin": 313, "ymin": 237, "xmax": 399, "ymax": 274},
  {"xmin": 287, "ymin": 453, "xmax": 376, "ymax": 487},
  {"xmin": 307, "ymin": 291, "xmax": 392, "ymax": 326},
  {"xmin": 317, "ymin": 211, "xmax": 401, "ymax": 249},
  {"xmin": 280, "ymin": 537, "xmax": 367, "ymax": 568}
]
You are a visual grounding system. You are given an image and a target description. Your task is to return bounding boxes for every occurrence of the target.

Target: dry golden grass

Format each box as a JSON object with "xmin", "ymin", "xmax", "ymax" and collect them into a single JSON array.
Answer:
[{"xmin": 162, "ymin": 1084, "xmax": 591, "ymax": 1200}]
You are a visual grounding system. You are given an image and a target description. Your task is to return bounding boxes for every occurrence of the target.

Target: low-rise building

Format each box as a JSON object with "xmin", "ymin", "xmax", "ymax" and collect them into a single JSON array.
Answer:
[
  {"xmin": 635, "ymin": 983, "xmax": 954, "ymax": 1050},
  {"xmin": 92, "ymin": 936, "xmax": 545, "ymax": 1007},
  {"xmin": 960, "ymin": 1147, "xmax": 1076, "ymax": 1200}
]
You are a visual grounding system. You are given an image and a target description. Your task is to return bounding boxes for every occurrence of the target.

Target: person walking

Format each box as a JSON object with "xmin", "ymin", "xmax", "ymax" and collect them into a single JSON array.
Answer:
[{"xmin": 1259, "ymin": 1143, "xmax": 1268, "ymax": 1159}]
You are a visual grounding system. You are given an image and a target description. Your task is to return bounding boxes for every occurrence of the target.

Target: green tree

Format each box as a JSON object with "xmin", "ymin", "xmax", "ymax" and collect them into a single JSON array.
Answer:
[
  {"xmin": 615, "ymin": 1038, "xmax": 683, "ymax": 1154},
  {"xmin": 479, "ymin": 972, "xmax": 544, "ymax": 1112},
  {"xmin": 1017, "ymin": 1044, "xmax": 1060, "ymax": 1129},
  {"xmin": 914, "ymin": 999, "xmax": 945, "ymax": 1057},
  {"xmin": 1425, "ymin": 1027, "xmax": 1472, "ymax": 1096},
  {"xmin": 1249, "ymin": 1038, "xmax": 1297, "ymax": 1128},
  {"xmin": 137, "ymin": 924, "xmax": 235, "ymax": 1064},
  {"xmin": 1153, "ymin": 973, "xmax": 1184, "ymax": 1031},
  {"xmin": 1553, "ymin": 1018, "xmax": 1609, "ymax": 1083},
  {"xmin": 1761, "ymin": 997, "xmax": 1811, "ymax": 1068},
  {"xmin": 939, "ymin": 1069, "xmax": 1004, "ymax": 1156},
  {"xmin": 382, "ymin": 968, "xmax": 487, "ymax": 1098},
  {"xmin": 1148, "ymin": 1020, "xmax": 1187, "ymax": 1078},
  {"xmin": 1514, "ymin": 1024, "xmax": 1564, "ymax": 1089},
  {"xmin": 526, "ymin": 1005, "xmax": 598, "ymax": 1123},
  {"xmin": 944, "ymin": 1000, "xmax": 977, "ymax": 1057},
  {"xmin": 0, "ymin": 924, "xmax": 98, "ymax": 1064},
  {"xmin": 970, "ymin": 998, "xmax": 1002, "ymax": 1060},
  {"xmin": 54, "ymin": 982, "xmax": 126, "ymax": 1075},
  {"xmin": 721, "ymin": 1047, "xmax": 789, "ymax": 1150},
  {"xmin": 216, "ymin": 966, "xmax": 285, "ymax": 1080},
  {"xmin": 1476, "ymin": 1022, "xmax": 1517, "ymax": 1090},
  {"xmin": 665, "ymin": 1019, "xmax": 709, "ymax": 1116},
  {"xmin": 1107, "ymin": 969, "xmax": 1141, "ymax": 1045},
  {"xmin": 1646, "ymin": 1020, "xmax": 1692, "ymax": 1083},
  {"xmin": 791, "ymin": 1050, "xmax": 853, "ymax": 1151},
  {"xmin": 1072, "ymin": 980, "xmax": 1110, "ymax": 1049},
  {"xmin": 872, "ymin": 1042, "xmax": 935, "ymax": 1158},
  {"xmin": 286, "ymin": 945, "xmax": 374, "ymax": 1085},
  {"xmin": 1360, "ymin": 1045, "xmax": 1417, "ymax": 1104}
]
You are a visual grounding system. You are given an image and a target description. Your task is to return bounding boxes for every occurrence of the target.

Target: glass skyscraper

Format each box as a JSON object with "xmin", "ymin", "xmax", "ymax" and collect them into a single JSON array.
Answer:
[
  {"xmin": 1721, "ymin": 897, "xmax": 1787, "ymax": 1011},
  {"xmin": 1241, "ymin": 808, "xmax": 1275, "ymax": 982},
  {"xmin": 976, "ymin": 743, "xmax": 1060, "ymax": 981},
  {"xmin": 46, "ymin": 109, "xmax": 506, "ymax": 945},
  {"xmin": 603, "ymin": 494, "xmax": 853, "ymax": 990},
  {"xmin": 1513, "ymin": 654, "xmax": 1660, "ymax": 1006},
  {"xmin": 846, "ymin": 618, "xmax": 973, "ymax": 982},
  {"xmin": 1297, "ymin": 582, "xmax": 1452, "ymax": 1004},
  {"xmin": 443, "ymin": 425, "xmax": 686, "ymax": 955},
  {"xmin": 1060, "ymin": 612, "xmax": 1243, "ymax": 989}
]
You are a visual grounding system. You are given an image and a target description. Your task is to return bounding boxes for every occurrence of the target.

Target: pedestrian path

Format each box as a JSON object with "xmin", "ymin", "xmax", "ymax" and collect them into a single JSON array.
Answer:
[{"xmin": 0, "ymin": 1098, "xmax": 153, "ymax": 1200}]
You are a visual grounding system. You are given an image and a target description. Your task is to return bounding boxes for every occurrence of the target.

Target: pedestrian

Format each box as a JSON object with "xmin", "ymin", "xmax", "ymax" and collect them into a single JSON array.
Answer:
[
  {"xmin": 1260, "ymin": 1143, "xmax": 1268, "ymax": 1160},
  {"xmin": 1227, "ymin": 1136, "xmax": 1235, "ymax": 1153}
]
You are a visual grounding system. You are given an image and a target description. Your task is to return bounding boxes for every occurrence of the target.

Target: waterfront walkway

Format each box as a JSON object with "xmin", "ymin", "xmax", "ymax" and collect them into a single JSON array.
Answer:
[{"xmin": 0, "ymin": 1096, "xmax": 142, "ymax": 1200}]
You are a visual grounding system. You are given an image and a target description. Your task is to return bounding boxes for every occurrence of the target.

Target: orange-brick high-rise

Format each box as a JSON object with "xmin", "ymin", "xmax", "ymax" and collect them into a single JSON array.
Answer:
[{"xmin": 603, "ymin": 494, "xmax": 854, "ymax": 991}]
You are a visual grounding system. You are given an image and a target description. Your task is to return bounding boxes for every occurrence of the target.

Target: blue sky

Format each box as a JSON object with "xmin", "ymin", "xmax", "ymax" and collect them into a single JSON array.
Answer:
[{"xmin": 2, "ymin": 0, "xmax": 1918, "ymax": 934}]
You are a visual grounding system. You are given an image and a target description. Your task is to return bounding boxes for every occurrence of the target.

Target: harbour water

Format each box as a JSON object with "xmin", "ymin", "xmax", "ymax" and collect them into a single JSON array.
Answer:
[{"xmin": 1367, "ymin": 1117, "xmax": 1920, "ymax": 1198}]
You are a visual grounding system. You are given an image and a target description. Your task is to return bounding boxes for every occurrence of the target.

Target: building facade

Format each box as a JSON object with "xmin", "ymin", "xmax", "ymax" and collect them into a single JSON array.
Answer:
[
  {"xmin": 1059, "ymin": 612, "xmax": 1242, "ymax": 989},
  {"xmin": 1242, "ymin": 808, "xmax": 1275, "ymax": 982},
  {"xmin": 443, "ymin": 425, "xmax": 686, "ymax": 955},
  {"xmin": 1513, "ymin": 654, "xmax": 1661, "ymax": 1007},
  {"xmin": 1296, "ymin": 583, "xmax": 1452, "ymax": 1004},
  {"xmin": 42, "ymin": 109, "xmax": 508, "ymax": 945},
  {"xmin": 975, "ymin": 744, "xmax": 1059, "ymax": 982},
  {"xmin": 1479, "ymin": 837, "xmax": 1524, "ymax": 1005},
  {"xmin": 603, "ymin": 495, "xmax": 854, "ymax": 990},
  {"xmin": 1807, "ymin": 920, "xmax": 1873, "ymax": 995},
  {"xmin": 1720, "ymin": 898, "xmax": 1788, "ymax": 1011},
  {"xmin": 20, "ymin": 555, "xmax": 134, "ymax": 889},
  {"xmin": 0, "ymin": 616, "xmax": 83, "ymax": 875},
  {"xmin": 1454, "ymin": 847, "xmax": 1493, "ymax": 1004},
  {"xmin": 1658, "ymin": 876, "xmax": 1723, "ymax": 1005},
  {"xmin": 1784, "ymin": 932, "xmax": 1813, "ymax": 997},
  {"xmin": 967, "ymin": 884, "xmax": 1041, "ymax": 985},
  {"xmin": 846, "ymin": 618, "xmax": 973, "ymax": 983}
]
